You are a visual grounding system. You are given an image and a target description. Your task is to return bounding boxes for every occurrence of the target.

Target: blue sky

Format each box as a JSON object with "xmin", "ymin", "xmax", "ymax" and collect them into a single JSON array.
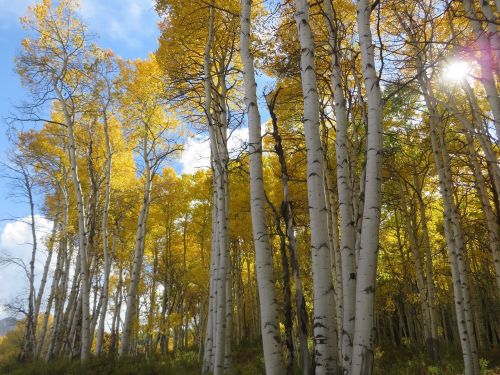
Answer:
[
  {"xmin": 0, "ymin": 0, "xmax": 162, "ymax": 315},
  {"xmin": 0, "ymin": 0, "xmax": 160, "ymax": 222},
  {"xmin": 0, "ymin": 0, "xmax": 275, "ymax": 316}
]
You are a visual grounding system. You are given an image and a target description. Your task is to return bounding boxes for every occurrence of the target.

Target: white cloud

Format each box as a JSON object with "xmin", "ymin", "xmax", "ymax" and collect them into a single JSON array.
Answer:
[
  {"xmin": 0, "ymin": 216, "xmax": 54, "ymax": 318},
  {"xmin": 180, "ymin": 135, "xmax": 211, "ymax": 175},
  {"xmin": 0, "ymin": 0, "xmax": 159, "ymax": 51},
  {"xmin": 180, "ymin": 127, "xmax": 251, "ymax": 175},
  {"xmin": 80, "ymin": 0, "xmax": 159, "ymax": 50}
]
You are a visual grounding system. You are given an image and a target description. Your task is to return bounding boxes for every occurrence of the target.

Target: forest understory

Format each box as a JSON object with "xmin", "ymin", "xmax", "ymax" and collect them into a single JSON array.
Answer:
[{"xmin": 1, "ymin": 346, "xmax": 500, "ymax": 375}]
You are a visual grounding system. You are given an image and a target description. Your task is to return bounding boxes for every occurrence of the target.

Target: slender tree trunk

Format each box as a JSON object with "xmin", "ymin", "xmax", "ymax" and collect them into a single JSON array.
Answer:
[
  {"xmin": 240, "ymin": 2, "xmax": 286, "ymax": 373},
  {"xmin": 96, "ymin": 115, "xmax": 113, "ymax": 356},
  {"xmin": 55, "ymin": 90, "xmax": 91, "ymax": 361},
  {"xmin": 294, "ymin": 1, "xmax": 338, "ymax": 372},
  {"xmin": 19, "ymin": 163, "xmax": 38, "ymax": 362},
  {"xmin": 417, "ymin": 64, "xmax": 480, "ymax": 375},
  {"xmin": 351, "ymin": 1, "xmax": 384, "ymax": 373},
  {"xmin": 267, "ymin": 91, "xmax": 312, "ymax": 375},
  {"xmin": 323, "ymin": 2, "xmax": 357, "ymax": 370},
  {"xmin": 120, "ymin": 156, "xmax": 152, "ymax": 356}
]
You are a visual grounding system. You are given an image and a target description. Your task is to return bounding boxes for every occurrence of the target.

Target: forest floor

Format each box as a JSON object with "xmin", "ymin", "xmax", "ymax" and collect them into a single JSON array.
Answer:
[{"xmin": 1, "ymin": 345, "xmax": 499, "ymax": 374}]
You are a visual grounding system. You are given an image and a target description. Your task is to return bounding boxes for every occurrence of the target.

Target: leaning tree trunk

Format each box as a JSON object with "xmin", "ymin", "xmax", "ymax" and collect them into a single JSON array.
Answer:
[
  {"xmin": 240, "ymin": 1, "xmax": 286, "ymax": 374},
  {"xmin": 267, "ymin": 91, "xmax": 312, "ymax": 374},
  {"xmin": 417, "ymin": 64, "xmax": 480, "ymax": 375},
  {"xmin": 351, "ymin": 0, "xmax": 384, "ymax": 374},
  {"xmin": 294, "ymin": 0, "xmax": 338, "ymax": 373}
]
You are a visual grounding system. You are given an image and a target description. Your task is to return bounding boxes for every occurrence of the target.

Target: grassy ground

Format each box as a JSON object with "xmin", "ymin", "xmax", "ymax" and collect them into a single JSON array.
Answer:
[{"xmin": 1, "ymin": 346, "xmax": 499, "ymax": 374}]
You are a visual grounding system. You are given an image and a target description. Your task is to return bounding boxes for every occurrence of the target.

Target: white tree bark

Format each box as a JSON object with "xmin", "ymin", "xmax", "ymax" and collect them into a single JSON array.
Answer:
[
  {"xmin": 202, "ymin": 4, "xmax": 217, "ymax": 371},
  {"xmin": 240, "ymin": 1, "xmax": 286, "ymax": 373},
  {"xmin": 293, "ymin": 0, "xmax": 338, "ymax": 373},
  {"xmin": 464, "ymin": 129, "xmax": 500, "ymax": 295},
  {"xmin": 57, "ymin": 91, "xmax": 91, "ymax": 361},
  {"xmin": 323, "ymin": 1, "xmax": 357, "ymax": 370},
  {"xmin": 120, "ymin": 141, "xmax": 152, "ymax": 356},
  {"xmin": 203, "ymin": 189, "xmax": 218, "ymax": 372},
  {"xmin": 417, "ymin": 65, "xmax": 480, "ymax": 375},
  {"xmin": 95, "ymin": 112, "xmax": 113, "ymax": 356},
  {"xmin": 351, "ymin": 0, "xmax": 383, "ymax": 373}
]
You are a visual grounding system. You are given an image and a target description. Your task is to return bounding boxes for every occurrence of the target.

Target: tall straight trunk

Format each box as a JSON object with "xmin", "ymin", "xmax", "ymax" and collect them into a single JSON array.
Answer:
[
  {"xmin": 402, "ymin": 198, "xmax": 434, "ymax": 357},
  {"xmin": 414, "ymin": 172, "xmax": 439, "ymax": 359},
  {"xmin": 46, "ymin": 198, "xmax": 70, "ymax": 361},
  {"xmin": 34, "ymin": 210, "xmax": 60, "ymax": 358},
  {"xmin": 203, "ymin": 191, "xmax": 218, "ymax": 372},
  {"xmin": 54, "ymin": 86, "xmax": 91, "ymax": 361},
  {"xmin": 110, "ymin": 265, "xmax": 123, "ymax": 355},
  {"xmin": 293, "ymin": 1, "xmax": 338, "ymax": 373},
  {"xmin": 34, "ymin": 206, "xmax": 60, "ymax": 323},
  {"xmin": 213, "ymin": 162, "xmax": 228, "ymax": 375},
  {"xmin": 351, "ymin": 1, "xmax": 384, "ymax": 374},
  {"xmin": 203, "ymin": 3, "xmax": 231, "ymax": 373},
  {"xmin": 224, "ymin": 256, "xmax": 232, "ymax": 370},
  {"xmin": 202, "ymin": 3, "xmax": 218, "ymax": 372},
  {"xmin": 441, "ymin": 134, "xmax": 480, "ymax": 368},
  {"xmin": 120, "ymin": 156, "xmax": 152, "ymax": 356},
  {"xmin": 19, "ymin": 163, "xmax": 38, "ymax": 362},
  {"xmin": 210, "ymin": 184, "xmax": 221, "ymax": 370},
  {"xmin": 96, "ymin": 114, "xmax": 113, "ymax": 356},
  {"xmin": 323, "ymin": 2, "xmax": 357, "ymax": 370},
  {"xmin": 240, "ymin": 1, "xmax": 286, "ymax": 374},
  {"xmin": 324, "ymin": 170, "xmax": 343, "ymax": 358},
  {"xmin": 52, "ymin": 238, "xmax": 77, "ymax": 359}
]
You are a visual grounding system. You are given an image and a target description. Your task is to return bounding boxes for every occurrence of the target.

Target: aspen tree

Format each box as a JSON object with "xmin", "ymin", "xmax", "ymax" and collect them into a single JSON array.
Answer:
[
  {"xmin": 351, "ymin": 0, "xmax": 384, "ymax": 373},
  {"xmin": 240, "ymin": 1, "xmax": 286, "ymax": 374},
  {"xmin": 294, "ymin": 0, "xmax": 338, "ymax": 373},
  {"xmin": 323, "ymin": 2, "xmax": 357, "ymax": 371}
]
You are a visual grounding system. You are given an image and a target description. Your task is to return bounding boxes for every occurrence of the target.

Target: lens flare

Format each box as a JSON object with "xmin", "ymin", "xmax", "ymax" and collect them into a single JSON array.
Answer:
[{"xmin": 443, "ymin": 61, "xmax": 471, "ymax": 82}]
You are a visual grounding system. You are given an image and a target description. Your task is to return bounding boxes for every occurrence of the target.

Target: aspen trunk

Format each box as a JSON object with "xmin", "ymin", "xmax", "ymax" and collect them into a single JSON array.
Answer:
[
  {"xmin": 240, "ymin": 1, "xmax": 286, "ymax": 373},
  {"xmin": 417, "ymin": 64, "xmax": 480, "ymax": 374},
  {"xmin": 463, "ymin": 130, "xmax": 500, "ymax": 295},
  {"xmin": 323, "ymin": 2, "xmax": 357, "ymax": 370},
  {"xmin": 415, "ymin": 180, "xmax": 439, "ymax": 359},
  {"xmin": 267, "ymin": 91, "xmax": 312, "ymax": 375},
  {"xmin": 96, "ymin": 114, "xmax": 113, "ymax": 356},
  {"xmin": 120, "ymin": 159, "xmax": 152, "ymax": 356},
  {"xmin": 294, "ymin": 0, "xmax": 338, "ymax": 372},
  {"xmin": 53, "ymin": 84, "xmax": 91, "ymax": 361},
  {"xmin": 18, "ymin": 162, "xmax": 38, "ymax": 362},
  {"xmin": 351, "ymin": 0, "xmax": 384, "ymax": 373},
  {"xmin": 203, "ymin": 190, "xmax": 218, "ymax": 372}
]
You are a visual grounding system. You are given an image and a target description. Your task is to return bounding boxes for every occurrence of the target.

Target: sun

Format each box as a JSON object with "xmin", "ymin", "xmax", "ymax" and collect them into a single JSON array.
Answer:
[{"xmin": 442, "ymin": 60, "xmax": 472, "ymax": 83}]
